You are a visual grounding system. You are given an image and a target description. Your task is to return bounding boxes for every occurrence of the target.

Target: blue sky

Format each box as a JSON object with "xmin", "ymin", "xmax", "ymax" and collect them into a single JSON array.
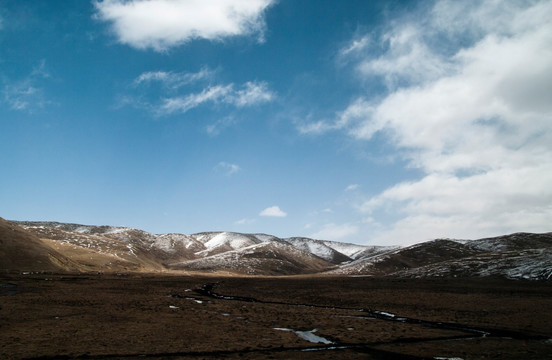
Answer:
[{"xmin": 1, "ymin": 0, "xmax": 551, "ymax": 246}]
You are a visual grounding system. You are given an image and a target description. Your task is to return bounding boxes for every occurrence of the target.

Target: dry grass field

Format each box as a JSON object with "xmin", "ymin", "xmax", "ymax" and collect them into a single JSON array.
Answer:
[{"xmin": 1, "ymin": 273, "xmax": 551, "ymax": 359}]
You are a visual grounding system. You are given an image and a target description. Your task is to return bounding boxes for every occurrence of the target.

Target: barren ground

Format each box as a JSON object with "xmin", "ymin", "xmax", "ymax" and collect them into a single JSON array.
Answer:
[{"xmin": 1, "ymin": 273, "xmax": 551, "ymax": 359}]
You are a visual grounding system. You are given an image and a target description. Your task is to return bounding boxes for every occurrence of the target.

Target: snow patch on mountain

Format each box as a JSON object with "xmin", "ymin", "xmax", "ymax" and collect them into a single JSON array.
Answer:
[
  {"xmin": 204, "ymin": 232, "xmax": 260, "ymax": 250},
  {"xmin": 395, "ymin": 248, "xmax": 552, "ymax": 280},
  {"xmin": 284, "ymin": 237, "xmax": 350, "ymax": 264},
  {"xmin": 171, "ymin": 241, "xmax": 333, "ymax": 275},
  {"xmin": 320, "ymin": 240, "xmax": 376, "ymax": 259},
  {"xmin": 252, "ymin": 233, "xmax": 280, "ymax": 242}
]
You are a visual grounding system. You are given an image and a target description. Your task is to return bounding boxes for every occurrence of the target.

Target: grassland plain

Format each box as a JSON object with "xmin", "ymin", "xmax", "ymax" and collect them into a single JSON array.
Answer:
[{"xmin": 1, "ymin": 274, "xmax": 551, "ymax": 359}]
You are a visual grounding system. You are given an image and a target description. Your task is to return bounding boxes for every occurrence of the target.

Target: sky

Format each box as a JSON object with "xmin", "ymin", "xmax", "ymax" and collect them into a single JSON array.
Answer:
[{"xmin": 1, "ymin": 0, "xmax": 551, "ymax": 246}]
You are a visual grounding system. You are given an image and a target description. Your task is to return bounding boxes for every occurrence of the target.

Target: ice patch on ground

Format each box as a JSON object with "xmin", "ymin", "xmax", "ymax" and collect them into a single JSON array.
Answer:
[
  {"xmin": 373, "ymin": 310, "xmax": 396, "ymax": 318},
  {"xmin": 273, "ymin": 328, "xmax": 333, "ymax": 344}
]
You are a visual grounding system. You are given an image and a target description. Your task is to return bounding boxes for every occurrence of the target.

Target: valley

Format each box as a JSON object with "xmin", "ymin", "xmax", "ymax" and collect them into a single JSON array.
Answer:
[{"xmin": 1, "ymin": 218, "xmax": 551, "ymax": 358}]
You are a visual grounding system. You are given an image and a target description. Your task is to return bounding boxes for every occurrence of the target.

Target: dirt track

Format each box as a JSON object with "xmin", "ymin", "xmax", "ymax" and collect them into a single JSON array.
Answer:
[{"xmin": 1, "ymin": 274, "xmax": 551, "ymax": 359}]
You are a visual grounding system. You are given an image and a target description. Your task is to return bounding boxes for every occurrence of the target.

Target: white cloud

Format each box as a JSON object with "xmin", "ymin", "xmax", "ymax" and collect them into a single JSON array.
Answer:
[
  {"xmin": 206, "ymin": 116, "xmax": 237, "ymax": 137},
  {"xmin": 3, "ymin": 84, "xmax": 39, "ymax": 111},
  {"xmin": 234, "ymin": 81, "xmax": 274, "ymax": 106},
  {"xmin": 235, "ymin": 218, "xmax": 254, "ymax": 225},
  {"xmin": 297, "ymin": 98, "xmax": 375, "ymax": 136},
  {"xmin": 297, "ymin": 120, "xmax": 334, "ymax": 135},
  {"xmin": 310, "ymin": 223, "xmax": 359, "ymax": 241},
  {"xmin": 216, "ymin": 162, "xmax": 240, "ymax": 176},
  {"xmin": 358, "ymin": 25, "xmax": 451, "ymax": 88},
  {"xmin": 318, "ymin": 0, "xmax": 552, "ymax": 245},
  {"xmin": 259, "ymin": 206, "xmax": 287, "ymax": 217},
  {"xmin": 94, "ymin": 0, "xmax": 274, "ymax": 51},
  {"xmin": 159, "ymin": 84, "xmax": 232, "ymax": 114},
  {"xmin": 134, "ymin": 67, "xmax": 214, "ymax": 88},
  {"xmin": 339, "ymin": 35, "xmax": 370, "ymax": 58},
  {"xmin": 128, "ymin": 67, "xmax": 274, "ymax": 119},
  {"xmin": 157, "ymin": 81, "xmax": 274, "ymax": 115},
  {"xmin": 345, "ymin": 184, "xmax": 359, "ymax": 192},
  {"xmin": 2, "ymin": 61, "xmax": 52, "ymax": 112}
]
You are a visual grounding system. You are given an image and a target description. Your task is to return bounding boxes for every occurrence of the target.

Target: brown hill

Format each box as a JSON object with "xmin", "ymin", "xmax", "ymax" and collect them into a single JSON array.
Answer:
[
  {"xmin": 17, "ymin": 224, "xmax": 171, "ymax": 273},
  {"xmin": 332, "ymin": 239, "xmax": 483, "ymax": 276},
  {"xmin": 6, "ymin": 220, "xmax": 551, "ymax": 279},
  {"xmin": 0, "ymin": 218, "xmax": 77, "ymax": 272}
]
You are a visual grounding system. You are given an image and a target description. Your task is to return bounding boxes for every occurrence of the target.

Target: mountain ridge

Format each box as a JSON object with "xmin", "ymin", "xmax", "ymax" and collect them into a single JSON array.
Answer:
[{"xmin": 2, "ymin": 218, "xmax": 551, "ymax": 280}]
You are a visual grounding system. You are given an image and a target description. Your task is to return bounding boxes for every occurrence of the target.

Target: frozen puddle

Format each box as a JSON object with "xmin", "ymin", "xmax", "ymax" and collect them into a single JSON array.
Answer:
[
  {"xmin": 185, "ymin": 297, "xmax": 203, "ymax": 304},
  {"xmin": 373, "ymin": 310, "xmax": 396, "ymax": 318},
  {"xmin": 0, "ymin": 283, "xmax": 19, "ymax": 296},
  {"xmin": 274, "ymin": 328, "xmax": 334, "ymax": 344},
  {"xmin": 167, "ymin": 294, "xmax": 204, "ymax": 304}
]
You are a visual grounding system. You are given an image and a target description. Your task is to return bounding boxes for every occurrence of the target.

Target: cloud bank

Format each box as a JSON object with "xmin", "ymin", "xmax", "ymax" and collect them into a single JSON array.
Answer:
[
  {"xmin": 94, "ymin": 0, "xmax": 274, "ymax": 51},
  {"xmin": 307, "ymin": 0, "xmax": 552, "ymax": 245}
]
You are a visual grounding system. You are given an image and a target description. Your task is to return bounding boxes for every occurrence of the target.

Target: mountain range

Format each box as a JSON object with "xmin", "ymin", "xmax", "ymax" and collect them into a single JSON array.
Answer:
[{"xmin": 1, "ymin": 217, "xmax": 551, "ymax": 280}]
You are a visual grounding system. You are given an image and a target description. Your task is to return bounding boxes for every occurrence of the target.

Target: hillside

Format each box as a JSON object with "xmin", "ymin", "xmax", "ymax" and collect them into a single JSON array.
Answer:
[
  {"xmin": 329, "ymin": 234, "xmax": 552, "ymax": 280},
  {"xmin": 3, "ymin": 219, "xmax": 551, "ymax": 279},
  {"xmin": 0, "ymin": 218, "xmax": 77, "ymax": 272}
]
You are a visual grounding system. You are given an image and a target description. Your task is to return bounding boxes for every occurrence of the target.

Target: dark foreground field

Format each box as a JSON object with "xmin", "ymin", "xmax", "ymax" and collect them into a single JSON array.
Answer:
[{"xmin": 1, "ymin": 274, "xmax": 551, "ymax": 359}]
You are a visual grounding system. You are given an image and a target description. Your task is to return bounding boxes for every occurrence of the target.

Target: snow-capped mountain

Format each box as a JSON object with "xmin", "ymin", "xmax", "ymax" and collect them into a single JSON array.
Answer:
[
  {"xmin": 329, "ymin": 234, "xmax": 552, "ymax": 280},
  {"xmin": 3, "ymin": 218, "xmax": 551, "ymax": 280},
  {"xmin": 7, "ymin": 221, "xmax": 358, "ymax": 274},
  {"xmin": 170, "ymin": 241, "xmax": 332, "ymax": 275}
]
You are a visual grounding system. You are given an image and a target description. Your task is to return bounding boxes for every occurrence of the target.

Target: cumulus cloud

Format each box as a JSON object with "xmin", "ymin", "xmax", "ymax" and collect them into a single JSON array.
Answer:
[
  {"xmin": 311, "ymin": 0, "xmax": 552, "ymax": 244},
  {"xmin": 310, "ymin": 223, "xmax": 359, "ymax": 241},
  {"xmin": 94, "ymin": 0, "xmax": 274, "ymax": 51},
  {"xmin": 259, "ymin": 206, "xmax": 287, "ymax": 217}
]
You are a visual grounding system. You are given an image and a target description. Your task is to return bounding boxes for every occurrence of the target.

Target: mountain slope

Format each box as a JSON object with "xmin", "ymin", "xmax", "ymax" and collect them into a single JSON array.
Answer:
[
  {"xmin": 6, "ymin": 220, "xmax": 552, "ymax": 279},
  {"xmin": 284, "ymin": 237, "xmax": 352, "ymax": 264},
  {"xmin": 9, "ymin": 222, "xmax": 169, "ymax": 272},
  {"xmin": 462, "ymin": 232, "xmax": 552, "ymax": 252},
  {"xmin": 0, "ymin": 218, "xmax": 78, "ymax": 272},
  {"xmin": 330, "ymin": 239, "xmax": 483, "ymax": 276},
  {"xmin": 330, "ymin": 233, "xmax": 552, "ymax": 280},
  {"xmin": 394, "ymin": 248, "xmax": 552, "ymax": 280},
  {"xmin": 191, "ymin": 232, "xmax": 262, "ymax": 257},
  {"xmin": 169, "ymin": 241, "xmax": 334, "ymax": 275}
]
